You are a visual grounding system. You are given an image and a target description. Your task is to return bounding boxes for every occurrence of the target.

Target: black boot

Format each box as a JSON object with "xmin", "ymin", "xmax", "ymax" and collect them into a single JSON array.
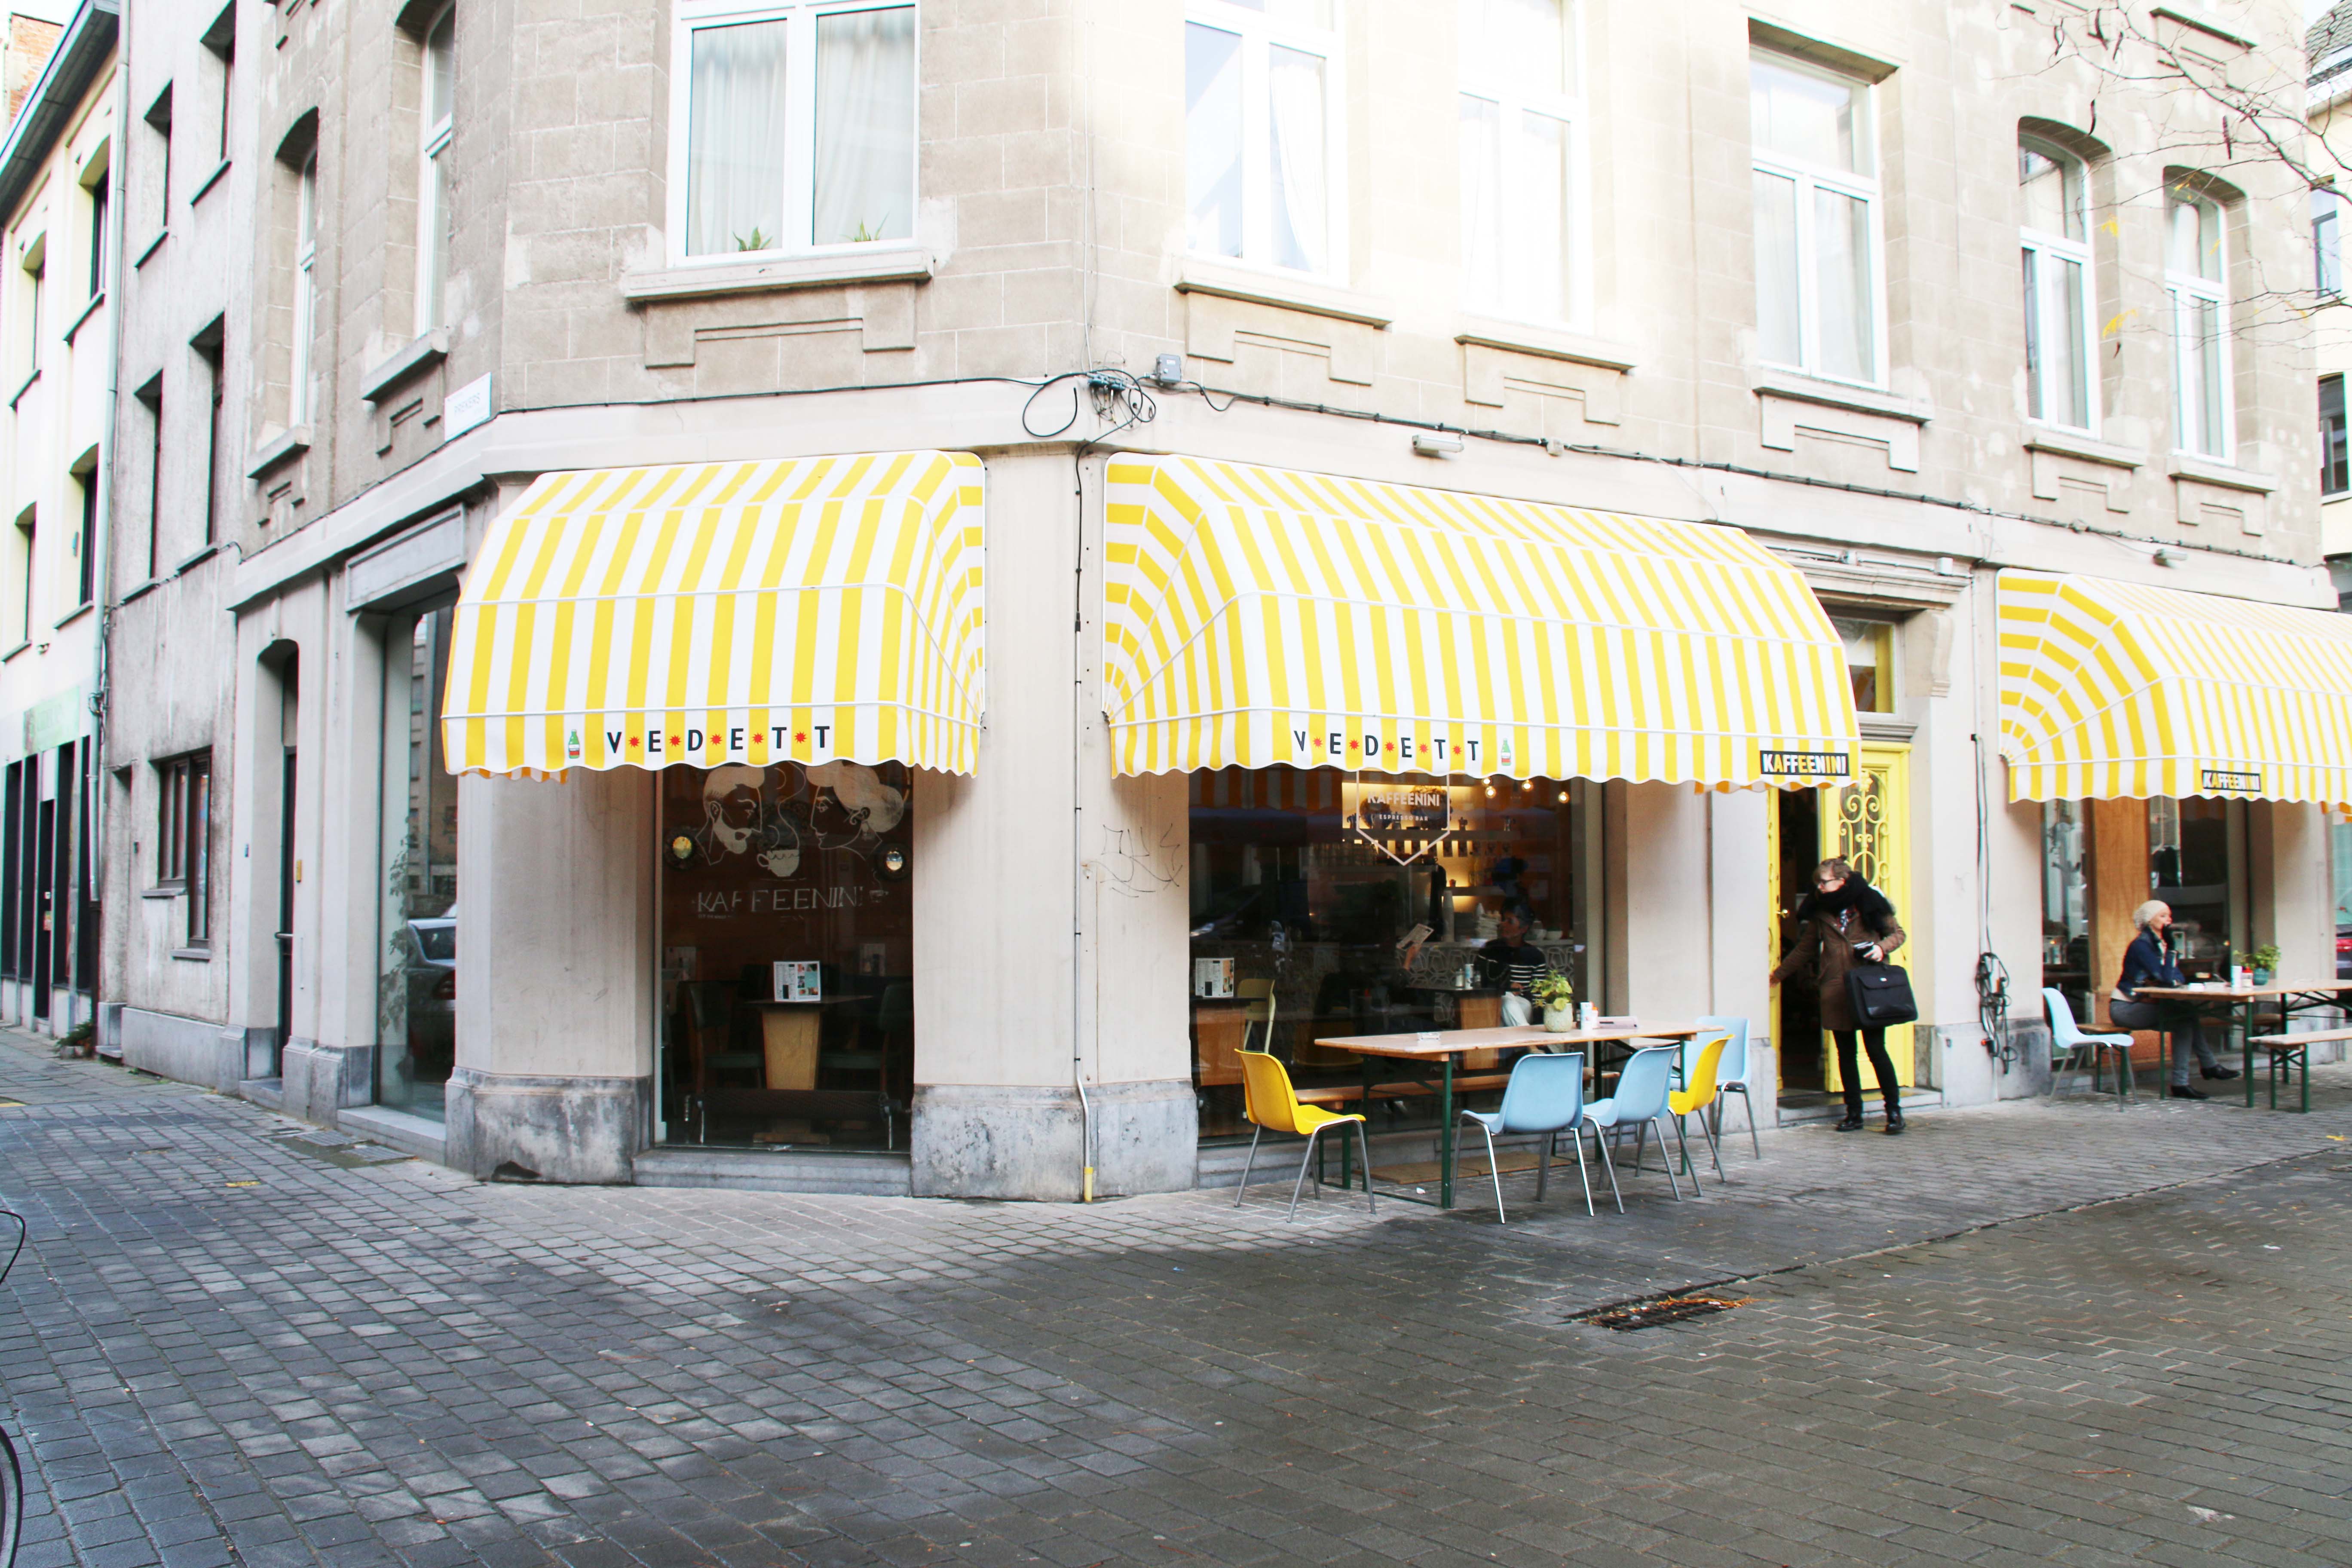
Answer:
[
  {"xmin": 1883, "ymin": 1106, "xmax": 1905, "ymax": 1136},
  {"xmin": 1835, "ymin": 1106, "xmax": 1865, "ymax": 1132},
  {"xmin": 2201, "ymin": 1064, "xmax": 2240, "ymax": 1081}
]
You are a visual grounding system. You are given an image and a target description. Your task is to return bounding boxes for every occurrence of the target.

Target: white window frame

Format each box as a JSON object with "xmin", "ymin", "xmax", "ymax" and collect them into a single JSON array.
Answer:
[
  {"xmin": 666, "ymin": 0, "xmax": 922, "ymax": 267},
  {"xmin": 1749, "ymin": 51, "xmax": 1886, "ymax": 389},
  {"xmin": 1457, "ymin": 0, "xmax": 1588, "ymax": 328},
  {"xmin": 415, "ymin": 4, "xmax": 454, "ymax": 335},
  {"xmin": 291, "ymin": 153, "xmax": 316, "ymax": 426},
  {"xmin": 2165, "ymin": 190, "xmax": 2233, "ymax": 462},
  {"xmin": 2018, "ymin": 137, "xmax": 2099, "ymax": 435},
  {"xmin": 2314, "ymin": 187, "xmax": 2341, "ymax": 297},
  {"xmin": 1182, "ymin": 0, "xmax": 1347, "ymax": 282}
]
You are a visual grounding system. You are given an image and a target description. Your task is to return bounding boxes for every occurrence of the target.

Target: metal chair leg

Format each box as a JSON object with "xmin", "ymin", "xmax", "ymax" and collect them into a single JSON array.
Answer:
[
  {"xmin": 1630, "ymin": 1120, "xmax": 1648, "ymax": 1175},
  {"xmin": 1535, "ymin": 1131, "xmax": 1551, "ymax": 1202},
  {"xmin": 1234, "ymin": 1125, "xmax": 1262, "ymax": 1206},
  {"xmin": 1655, "ymin": 1118, "xmax": 1685, "ymax": 1200},
  {"xmin": 1699, "ymin": 1109, "xmax": 1724, "ymax": 1179},
  {"xmin": 1671, "ymin": 1115, "xmax": 1702, "ymax": 1193},
  {"xmin": 1353, "ymin": 1119, "xmax": 1376, "ymax": 1214},
  {"xmin": 1588, "ymin": 1121, "xmax": 1623, "ymax": 1213},
  {"xmin": 1477, "ymin": 1121, "xmax": 1505, "ymax": 1223},
  {"xmin": 1286, "ymin": 1127, "xmax": 1323, "ymax": 1220},
  {"xmin": 1568, "ymin": 1125, "xmax": 1594, "ymax": 1215}
]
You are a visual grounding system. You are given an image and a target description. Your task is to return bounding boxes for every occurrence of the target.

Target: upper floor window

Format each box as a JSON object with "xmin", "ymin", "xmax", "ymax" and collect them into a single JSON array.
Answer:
[
  {"xmin": 85, "ymin": 164, "xmax": 107, "ymax": 299},
  {"xmin": 416, "ymin": 6, "xmax": 455, "ymax": 331},
  {"xmin": 674, "ymin": 0, "xmax": 917, "ymax": 261},
  {"xmin": 291, "ymin": 154, "xmax": 316, "ymax": 425},
  {"xmin": 2323, "ymin": 374, "xmax": 2349, "ymax": 498},
  {"xmin": 2165, "ymin": 188, "xmax": 2230, "ymax": 459},
  {"xmin": 1185, "ymin": 0, "xmax": 1341, "ymax": 278},
  {"xmin": 2315, "ymin": 188, "xmax": 2341, "ymax": 297},
  {"xmin": 21, "ymin": 245, "xmax": 42, "ymax": 382},
  {"xmin": 2019, "ymin": 138, "xmax": 2095, "ymax": 432},
  {"xmin": 1750, "ymin": 51, "xmax": 1880, "ymax": 386},
  {"xmin": 1458, "ymin": 0, "xmax": 1583, "ymax": 324}
]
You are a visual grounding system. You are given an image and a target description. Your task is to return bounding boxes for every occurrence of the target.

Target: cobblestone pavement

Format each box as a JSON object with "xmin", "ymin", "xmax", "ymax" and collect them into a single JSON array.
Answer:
[{"xmin": 5, "ymin": 1029, "xmax": 2352, "ymax": 1568}]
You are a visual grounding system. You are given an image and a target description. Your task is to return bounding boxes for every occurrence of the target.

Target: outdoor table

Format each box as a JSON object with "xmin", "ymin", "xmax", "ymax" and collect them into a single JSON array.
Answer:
[
  {"xmin": 2127, "ymin": 980, "xmax": 2352, "ymax": 1106},
  {"xmin": 1310, "ymin": 1022, "xmax": 1703, "ymax": 1209}
]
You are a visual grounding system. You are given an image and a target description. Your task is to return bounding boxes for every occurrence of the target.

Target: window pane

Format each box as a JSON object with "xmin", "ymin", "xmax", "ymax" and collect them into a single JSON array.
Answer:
[
  {"xmin": 2316, "ymin": 190, "xmax": 2341, "ymax": 295},
  {"xmin": 2021, "ymin": 248, "xmax": 2043, "ymax": 422},
  {"xmin": 1265, "ymin": 44, "xmax": 1327, "ymax": 273},
  {"xmin": 813, "ymin": 6, "xmax": 916, "ymax": 244},
  {"xmin": 2321, "ymin": 374, "xmax": 2348, "ymax": 493},
  {"xmin": 2179, "ymin": 294, "xmax": 2225, "ymax": 456},
  {"xmin": 380, "ymin": 608, "xmax": 457, "ymax": 1119},
  {"xmin": 426, "ymin": 9, "xmax": 455, "ymax": 127},
  {"xmin": 1750, "ymin": 55, "xmax": 1866, "ymax": 174},
  {"xmin": 2052, "ymin": 253, "xmax": 2089, "ymax": 428},
  {"xmin": 1510, "ymin": 110, "xmax": 1569, "ymax": 321},
  {"xmin": 1459, "ymin": 95, "xmax": 1501, "ymax": 312},
  {"xmin": 1813, "ymin": 185, "xmax": 1873, "ymax": 380},
  {"xmin": 1185, "ymin": 23, "xmax": 1244, "ymax": 259},
  {"xmin": 424, "ymin": 150, "xmax": 451, "ymax": 328},
  {"xmin": 2168, "ymin": 194, "xmax": 2222, "ymax": 282},
  {"xmin": 687, "ymin": 19, "xmax": 789, "ymax": 257},
  {"xmin": 1460, "ymin": 0, "xmax": 1569, "ymax": 98},
  {"xmin": 1753, "ymin": 170, "xmax": 1800, "ymax": 365},
  {"xmin": 2018, "ymin": 142, "xmax": 2082, "ymax": 239}
]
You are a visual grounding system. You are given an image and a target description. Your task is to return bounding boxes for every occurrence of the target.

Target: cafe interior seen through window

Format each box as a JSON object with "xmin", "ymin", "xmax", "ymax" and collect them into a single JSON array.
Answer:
[
  {"xmin": 1188, "ymin": 766, "xmax": 1599, "ymax": 1141},
  {"xmin": 659, "ymin": 761, "xmax": 913, "ymax": 1151}
]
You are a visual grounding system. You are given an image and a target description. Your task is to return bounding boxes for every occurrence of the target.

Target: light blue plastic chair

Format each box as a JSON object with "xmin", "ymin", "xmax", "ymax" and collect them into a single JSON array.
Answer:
[
  {"xmin": 1691, "ymin": 1015, "xmax": 1758, "ymax": 1158},
  {"xmin": 1457, "ymin": 1052, "xmax": 1592, "ymax": 1223},
  {"xmin": 1583, "ymin": 1044, "xmax": 1688, "ymax": 1205},
  {"xmin": 2045, "ymin": 987, "xmax": 2134, "ymax": 1107}
]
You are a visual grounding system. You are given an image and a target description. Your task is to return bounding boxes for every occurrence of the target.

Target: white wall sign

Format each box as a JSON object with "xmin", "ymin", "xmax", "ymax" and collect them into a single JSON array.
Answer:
[{"xmin": 444, "ymin": 372, "xmax": 493, "ymax": 438}]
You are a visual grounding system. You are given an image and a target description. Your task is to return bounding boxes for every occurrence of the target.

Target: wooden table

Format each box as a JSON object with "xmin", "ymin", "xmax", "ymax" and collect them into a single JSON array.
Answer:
[
  {"xmin": 1311, "ymin": 1022, "xmax": 1705, "ymax": 1209},
  {"xmin": 2129, "ymin": 980, "xmax": 2352, "ymax": 1105}
]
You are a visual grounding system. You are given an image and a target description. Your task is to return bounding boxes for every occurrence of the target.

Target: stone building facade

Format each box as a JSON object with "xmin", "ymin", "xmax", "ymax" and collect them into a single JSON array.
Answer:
[{"xmin": 98, "ymin": 0, "xmax": 2343, "ymax": 1196}]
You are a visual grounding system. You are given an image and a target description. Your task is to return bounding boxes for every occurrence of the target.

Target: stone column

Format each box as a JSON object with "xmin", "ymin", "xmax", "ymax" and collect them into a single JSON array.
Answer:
[{"xmin": 444, "ymin": 766, "xmax": 655, "ymax": 1182}]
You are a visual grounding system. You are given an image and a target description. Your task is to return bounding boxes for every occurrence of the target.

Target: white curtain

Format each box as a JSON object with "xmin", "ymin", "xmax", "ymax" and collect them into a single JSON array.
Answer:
[
  {"xmin": 1752, "ymin": 170, "xmax": 1800, "ymax": 365},
  {"xmin": 1512, "ymin": 110, "xmax": 1568, "ymax": 321},
  {"xmin": 1266, "ymin": 44, "xmax": 1328, "ymax": 273},
  {"xmin": 814, "ymin": 6, "xmax": 916, "ymax": 245},
  {"xmin": 1458, "ymin": 95, "xmax": 1501, "ymax": 312},
  {"xmin": 1813, "ymin": 186, "xmax": 1873, "ymax": 380},
  {"xmin": 687, "ymin": 18, "xmax": 788, "ymax": 257}
]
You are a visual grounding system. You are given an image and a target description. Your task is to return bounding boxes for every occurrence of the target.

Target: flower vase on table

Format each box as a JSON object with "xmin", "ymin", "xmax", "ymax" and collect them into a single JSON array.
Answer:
[{"xmin": 1531, "ymin": 974, "xmax": 1576, "ymax": 1034}]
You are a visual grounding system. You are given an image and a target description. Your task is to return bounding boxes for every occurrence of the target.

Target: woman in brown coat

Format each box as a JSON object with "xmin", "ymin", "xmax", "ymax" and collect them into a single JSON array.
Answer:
[{"xmin": 1770, "ymin": 858, "xmax": 1908, "ymax": 1134}]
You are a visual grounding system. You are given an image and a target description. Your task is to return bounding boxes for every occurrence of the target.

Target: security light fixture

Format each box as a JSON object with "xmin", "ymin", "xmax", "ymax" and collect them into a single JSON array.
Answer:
[{"xmin": 1412, "ymin": 431, "xmax": 1464, "ymax": 458}]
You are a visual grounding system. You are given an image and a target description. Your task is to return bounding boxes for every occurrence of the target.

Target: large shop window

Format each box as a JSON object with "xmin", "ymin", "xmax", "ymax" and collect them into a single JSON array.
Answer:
[
  {"xmin": 1188, "ymin": 767, "xmax": 1598, "ymax": 1142},
  {"xmin": 378, "ymin": 606, "xmax": 457, "ymax": 1119},
  {"xmin": 2334, "ymin": 813, "xmax": 2352, "ymax": 981},
  {"xmin": 2147, "ymin": 796, "xmax": 2235, "ymax": 973},
  {"xmin": 658, "ymin": 762, "xmax": 912, "ymax": 1150},
  {"xmin": 2040, "ymin": 801, "xmax": 2092, "ymax": 1023}
]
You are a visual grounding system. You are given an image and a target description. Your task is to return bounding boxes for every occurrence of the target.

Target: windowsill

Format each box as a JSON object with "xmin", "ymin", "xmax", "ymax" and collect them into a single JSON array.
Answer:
[
  {"xmin": 64, "ymin": 291, "xmax": 103, "ymax": 346},
  {"xmin": 2022, "ymin": 423, "xmax": 2145, "ymax": 469},
  {"xmin": 358, "ymin": 328, "xmax": 449, "ymax": 404},
  {"xmin": 171, "ymin": 946, "xmax": 212, "ymax": 962},
  {"xmin": 1751, "ymin": 367, "xmax": 1931, "ymax": 424},
  {"xmin": 172, "ymin": 543, "xmax": 221, "ymax": 576},
  {"xmin": 133, "ymin": 230, "xmax": 167, "ymax": 269},
  {"xmin": 1452, "ymin": 315, "xmax": 1637, "ymax": 371},
  {"xmin": 141, "ymin": 884, "xmax": 182, "ymax": 901},
  {"xmin": 52, "ymin": 602, "xmax": 92, "ymax": 631},
  {"xmin": 0, "ymin": 642, "xmax": 28, "ymax": 664},
  {"xmin": 118, "ymin": 577, "xmax": 159, "ymax": 605},
  {"xmin": 2167, "ymin": 452, "xmax": 2277, "ymax": 493},
  {"xmin": 2324, "ymin": 488, "xmax": 2352, "ymax": 503},
  {"xmin": 189, "ymin": 159, "xmax": 231, "ymax": 207},
  {"xmin": 619, "ymin": 243, "xmax": 932, "ymax": 304},
  {"xmin": 245, "ymin": 425, "xmax": 312, "ymax": 479},
  {"xmin": 1174, "ymin": 257, "xmax": 1395, "ymax": 328},
  {"xmin": 9, "ymin": 368, "xmax": 38, "ymax": 410}
]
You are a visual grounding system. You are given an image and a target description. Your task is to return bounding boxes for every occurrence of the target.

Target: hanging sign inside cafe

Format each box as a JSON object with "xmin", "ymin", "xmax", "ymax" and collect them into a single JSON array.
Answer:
[{"xmin": 1343, "ymin": 780, "xmax": 1464, "ymax": 867}]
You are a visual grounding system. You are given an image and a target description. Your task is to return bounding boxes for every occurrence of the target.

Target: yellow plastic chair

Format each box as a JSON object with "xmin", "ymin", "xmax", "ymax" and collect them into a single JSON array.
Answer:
[
  {"xmin": 1234, "ymin": 1050, "xmax": 1375, "ymax": 1219},
  {"xmin": 1238, "ymin": 978, "xmax": 1277, "ymax": 1055},
  {"xmin": 1664, "ymin": 1034, "xmax": 1730, "ymax": 1187}
]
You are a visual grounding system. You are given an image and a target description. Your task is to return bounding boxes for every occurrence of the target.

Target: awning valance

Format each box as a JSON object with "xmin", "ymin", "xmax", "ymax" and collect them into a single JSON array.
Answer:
[
  {"xmin": 1100, "ymin": 456, "xmax": 1859, "ymax": 784},
  {"xmin": 443, "ymin": 451, "xmax": 984, "ymax": 777},
  {"xmin": 1997, "ymin": 569, "xmax": 2352, "ymax": 806}
]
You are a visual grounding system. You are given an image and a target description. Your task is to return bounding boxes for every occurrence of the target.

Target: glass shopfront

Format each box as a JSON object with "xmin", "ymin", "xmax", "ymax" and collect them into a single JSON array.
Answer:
[
  {"xmin": 377, "ymin": 605, "xmax": 458, "ymax": 1119},
  {"xmin": 1188, "ymin": 766, "xmax": 1599, "ymax": 1140},
  {"xmin": 2039, "ymin": 795, "xmax": 2244, "ymax": 1026},
  {"xmin": 656, "ymin": 761, "xmax": 913, "ymax": 1150}
]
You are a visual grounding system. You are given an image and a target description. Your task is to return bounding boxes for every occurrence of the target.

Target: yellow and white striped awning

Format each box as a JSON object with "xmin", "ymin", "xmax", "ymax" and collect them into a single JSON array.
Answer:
[
  {"xmin": 443, "ymin": 451, "xmax": 984, "ymax": 777},
  {"xmin": 1998, "ymin": 569, "xmax": 2352, "ymax": 805},
  {"xmin": 1100, "ymin": 456, "xmax": 1859, "ymax": 784}
]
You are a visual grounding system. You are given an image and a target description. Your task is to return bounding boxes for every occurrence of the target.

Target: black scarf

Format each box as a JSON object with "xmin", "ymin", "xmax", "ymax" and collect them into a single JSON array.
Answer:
[{"xmin": 1795, "ymin": 873, "xmax": 1895, "ymax": 930}]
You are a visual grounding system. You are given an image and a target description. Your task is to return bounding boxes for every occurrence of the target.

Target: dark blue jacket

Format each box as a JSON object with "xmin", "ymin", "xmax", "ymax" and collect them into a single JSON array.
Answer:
[{"xmin": 2117, "ymin": 932, "xmax": 2184, "ymax": 999}]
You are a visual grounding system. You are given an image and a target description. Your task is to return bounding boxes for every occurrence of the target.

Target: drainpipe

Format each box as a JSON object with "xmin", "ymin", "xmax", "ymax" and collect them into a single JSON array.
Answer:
[
  {"xmin": 85, "ymin": 30, "xmax": 129, "ymax": 1041},
  {"xmin": 1072, "ymin": 449, "xmax": 1093, "ymax": 1202}
]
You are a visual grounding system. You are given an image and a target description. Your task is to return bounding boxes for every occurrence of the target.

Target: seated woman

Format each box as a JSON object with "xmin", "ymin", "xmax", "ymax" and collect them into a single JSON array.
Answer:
[
  {"xmin": 2108, "ymin": 899, "xmax": 2238, "ymax": 1099},
  {"xmin": 1479, "ymin": 904, "xmax": 1552, "ymax": 1026}
]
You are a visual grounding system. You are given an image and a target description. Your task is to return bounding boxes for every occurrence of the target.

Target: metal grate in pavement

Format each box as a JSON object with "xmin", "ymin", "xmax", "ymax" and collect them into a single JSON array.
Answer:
[{"xmin": 1574, "ymin": 1293, "xmax": 1753, "ymax": 1330}]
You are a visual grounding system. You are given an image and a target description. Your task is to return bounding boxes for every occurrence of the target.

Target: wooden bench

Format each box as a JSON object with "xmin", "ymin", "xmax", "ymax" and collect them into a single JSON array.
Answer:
[
  {"xmin": 1294, "ymin": 1073, "xmax": 1515, "ymax": 1108},
  {"xmin": 2245, "ymin": 1027, "xmax": 2352, "ymax": 1112}
]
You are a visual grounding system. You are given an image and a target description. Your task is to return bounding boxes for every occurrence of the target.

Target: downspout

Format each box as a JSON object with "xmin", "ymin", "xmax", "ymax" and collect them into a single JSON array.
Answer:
[
  {"xmin": 86, "ymin": 27, "xmax": 128, "ymax": 1038},
  {"xmin": 1072, "ymin": 447, "xmax": 1092, "ymax": 1203}
]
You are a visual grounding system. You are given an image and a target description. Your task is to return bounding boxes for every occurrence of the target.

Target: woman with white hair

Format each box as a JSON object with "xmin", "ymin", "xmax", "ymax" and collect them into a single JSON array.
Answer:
[{"xmin": 2108, "ymin": 899, "xmax": 2237, "ymax": 1099}]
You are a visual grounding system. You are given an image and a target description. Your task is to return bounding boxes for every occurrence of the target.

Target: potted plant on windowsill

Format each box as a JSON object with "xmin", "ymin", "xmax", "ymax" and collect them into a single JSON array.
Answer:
[
  {"xmin": 1530, "ymin": 972, "xmax": 1577, "ymax": 1034},
  {"xmin": 2250, "ymin": 945, "xmax": 2281, "ymax": 987}
]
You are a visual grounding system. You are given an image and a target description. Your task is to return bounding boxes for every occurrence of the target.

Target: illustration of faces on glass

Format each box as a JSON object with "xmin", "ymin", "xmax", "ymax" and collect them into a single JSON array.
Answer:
[{"xmin": 805, "ymin": 760, "xmax": 907, "ymax": 841}]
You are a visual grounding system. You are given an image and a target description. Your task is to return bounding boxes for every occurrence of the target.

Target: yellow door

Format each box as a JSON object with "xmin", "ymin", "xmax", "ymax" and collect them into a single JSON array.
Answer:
[{"xmin": 1822, "ymin": 744, "xmax": 1914, "ymax": 1092}]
